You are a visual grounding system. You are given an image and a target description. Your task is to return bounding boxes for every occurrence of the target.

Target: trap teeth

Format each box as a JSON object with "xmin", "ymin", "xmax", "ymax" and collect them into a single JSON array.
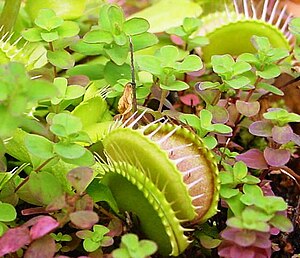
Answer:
[{"xmin": 102, "ymin": 122, "xmax": 220, "ymax": 255}]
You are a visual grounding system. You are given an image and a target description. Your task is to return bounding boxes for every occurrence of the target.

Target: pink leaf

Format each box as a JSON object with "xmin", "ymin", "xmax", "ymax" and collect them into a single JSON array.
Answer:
[
  {"xmin": 170, "ymin": 35, "xmax": 184, "ymax": 46},
  {"xmin": 236, "ymin": 100, "xmax": 260, "ymax": 117},
  {"xmin": 0, "ymin": 227, "xmax": 31, "ymax": 256},
  {"xmin": 30, "ymin": 216, "xmax": 59, "ymax": 240},
  {"xmin": 24, "ymin": 235, "xmax": 56, "ymax": 258},
  {"xmin": 272, "ymin": 125, "xmax": 293, "ymax": 144},
  {"xmin": 179, "ymin": 93, "xmax": 200, "ymax": 106},
  {"xmin": 69, "ymin": 210, "xmax": 99, "ymax": 229},
  {"xmin": 236, "ymin": 149, "xmax": 268, "ymax": 169},
  {"xmin": 264, "ymin": 147, "xmax": 290, "ymax": 167},
  {"xmin": 249, "ymin": 121, "xmax": 273, "ymax": 137}
]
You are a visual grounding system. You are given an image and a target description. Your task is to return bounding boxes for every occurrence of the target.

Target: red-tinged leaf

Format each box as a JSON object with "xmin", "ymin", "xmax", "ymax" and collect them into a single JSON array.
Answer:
[
  {"xmin": 179, "ymin": 93, "xmax": 200, "ymax": 106},
  {"xmin": 67, "ymin": 167, "xmax": 93, "ymax": 194},
  {"xmin": 69, "ymin": 211, "xmax": 99, "ymax": 229},
  {"xmin": 46, "ymin": 194, "xmax": 67, "ymax": 212},
  {"xmin": 272, "ymin": 125, "xmax": 293, "ymax": 144},
  {"xmin": 107, "ymin": 218, "xmax": 123, "ymax": 237},
  {"xmin": 208, "ymin": 105, "xmax": 229, "ymax": 123},
  {"xmin": 236, "ymin": 149, "xmax": 268, "ymax": 169},
  {"xmin": 76, "ymin": 194, "xmax": 94, "ymax": 211},
  {"xmin": 30, "ymin": 216, "xmax": 59, "ymax": 240},
  {"xmin": 249, "ymin": 121, "xmax": 273, "ymax": 137},
  {"xmin": 0, "ymin": 227, "xmax": 31, "ymax": 256},
  {"xmin": 24, "ymin": 235, "xmax": 56, "ymax": 258},
  {"xmin": 236, "ymin": 100, "xmax": 260, "ymax": 117},
  {"xmin": 264, "ymin": 147, "xmax": 290, "ymax": 167}
]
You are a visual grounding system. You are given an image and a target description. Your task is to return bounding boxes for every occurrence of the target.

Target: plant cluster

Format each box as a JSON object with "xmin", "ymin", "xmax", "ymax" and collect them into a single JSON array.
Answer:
[{"xmin": 0, "ymin": 0, "xmax": 299, "ymax": 258}]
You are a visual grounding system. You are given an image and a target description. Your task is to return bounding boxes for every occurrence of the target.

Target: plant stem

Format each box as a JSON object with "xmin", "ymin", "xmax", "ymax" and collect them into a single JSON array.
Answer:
[
  {"xmin": 158, "ymin": 89, "xmax": 168, "ymax": 112},
  {"xmin": 14, "ymin": 156, "xmax": 56, "ymax": 192},
  {"xmin": 0, "ymin": 0, "xmax": 21, "ymax": 37},
  {"xmin": 129, "ymin": 36, "xmax": 137, "ymax": 114},
  {"xmin": 48, "ymin": 42, "xmax": 57, "ymax": 77}
]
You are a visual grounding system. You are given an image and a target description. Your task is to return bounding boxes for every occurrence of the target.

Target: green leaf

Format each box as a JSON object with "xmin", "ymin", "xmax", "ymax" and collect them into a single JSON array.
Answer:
[
  {"xmin": 237, "ymin": 53, "xmax": 259, "ymax": 64},
  {"xmin": 131, "ymin": 32, "xmax": 158, "ymax": 51},
  {"xmin": 226, "ymin": 193, "xmax": 245, "ymax": 216},
  {"xmin": 257, "ymin": 82, "xmax": 284, "ymax": 96},
  {"xmin": 188, "ymin": 36, "xmax": 209, "ymax": 48},
  {"xmin": 62, "ymin": 149, "xmax": 95, "ymax": 166},
  {"xmin": 113, "ymin": 32, "xmax": 128, "ymax": 46},
  {"xmin": 251, "ymin": 36, "xmax": 271, "ymax": 51},
  {"xmin": 162, "ymin": 80, "xmax": 189, "ymax": 91},
  {"xmin": 212, "ymin": 124, "xmax": 232, "ymax": 134},
  {"xmin": 83, "ymin": 30, "xmax": 113, "ymax": 44},
  {"xmin": 233, "ymin": 161, "xmax": 248, "ymax": 181},
  {"xmin": 202, "ymin": 136, "xmax": 217, "ymax": 149},
  {"xmin": 25, "ymin": 134, "xmax": 55, "ymax": 160},
  {"xmin": 40, "ymin": 31, "xmax": 59, "ymax": 42},
  {"xmin": 211, "ymin": 54, "xmax": 234, "ymax": 74},
  {"xmin": 166, "ymin": 26, "xmax": 186, "ymax": 37},
  {"xmin": 57, "ymin": 21, "xmax": 80, "ymax": 38},
  {"xmin": 107, "ymin": 5, "xmax": 125, "ymax": 32},
  {"xmin": 47, "ymin": 49, "xmax": 75, "ymax": 69},
  {"xmin": 0, "ymin": 202, "xmax": 16, "ymax": 222},
  {"xmin": 158, "ymin": 45, "xmax": 179, "ymax": 64},
  {"xmin": 86, "ymin": 180, "xmax": 119, "ymax": 214},
  {"xmin": 18, "ymin": 171, "xmax": 64, "ymax": 206},
  {"xmin": 104, "ymin": 61, "xmax": 131, "ymax": 86},
  {"xmin": 104, "ymin": 43, "xmax": 129, "ymax": 66},
  {"xmin": 72, "ymin": 96, "xmax": 111, "ymax": 128},
  {"xmin": 241, "ymin": 175, "xmax": 261, "ymax": 184},
  {"xmin": 70, "ymin": 40, "xmax": 104, "ymax": 56},
  {"xmin": 182, "ymin": 17, "xmax": 201, "ymax": 33},
  {"xmin": 199, "ymin": 109, "xmax": 213, "ymax": 128},
  {"xmin": 124, "ymin": 18, "xmax": 150, "ymax": 35},
  {"xmin": 22, "ymin": 28, "xmax": 42, "ymax": 42},
  {"xmin": 198, "ymin": 234, "xmax": 221, "ymax": 249},
  {"xmin": 136, "ymin": 55, "xmax": 162, "ymax": 76},
  {"xmin": 64, "ymin": 86, "xmax": 85, "ymax": 100},
  {"xmin": 54, "ymin": 142, "xmax": 86, "ymax": 159},
  {"xmin": 225, "ymin": 76, "xmax": 250, "ymax": 89},
  {"xmin": 220, "ymin": 186, "xmax": 239, "ymax": 199},
  {"xmin": 50, "ymin": 113, "xmax": 82, "ymax": 137},
  {"xmin": 269, "ymin": 214, "xmax": 293, "ymax": 232},
  {"xmin": 176, "ymin": 55, "xmax": 203, "ymax": 72},
  {"xmin": 226, "ymin": 217, "xmax": 244, "ymax": 229},
  {"xmin": 179, "ymin": 114, "xmax": 200, "ymax": 130},
  {"xmin": 197, "ymin": 81, "xmax": 220, "ymax": 90},
  {"xmin": 35, "ymin": 9, "xmax": 63, "ymax": 31},
  {"xmin": 232, "ymin": 61, "xmax": 252, "ymax": 76},
  {"xmin": 83, "ymin": 238, "xmax": 101, "ymax": 252},
  {"xmin": 256, "ymin": 64, "xmax": 281, "ymax": 79},
  {"xmin": 28, "ymin": 81, "xmax": 57, "ymax": 101}
]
